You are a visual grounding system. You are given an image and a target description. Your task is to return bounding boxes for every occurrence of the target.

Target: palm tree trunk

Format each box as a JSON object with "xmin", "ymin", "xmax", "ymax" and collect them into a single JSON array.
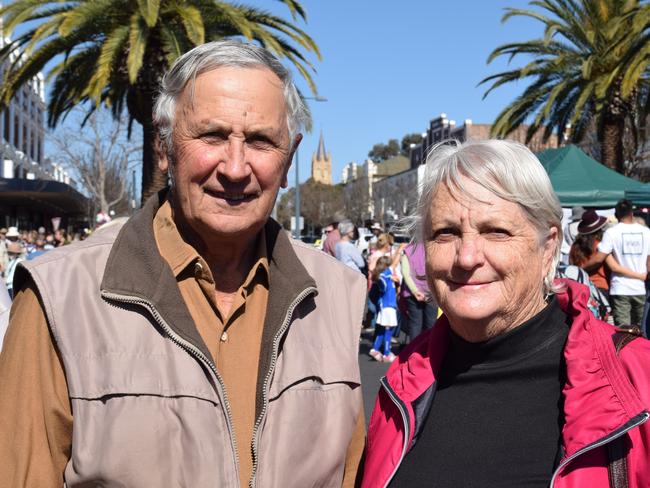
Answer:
[
  {"xmin": 600, "ymin": 116, "xmax": 625, "ymax": 173},
  {"xmin": 141, "ymin": 115, "xmax": 167, "ymax": 204},
  {"xmin": 134, "ymin": 34, "xmax": 168, "ymax": 205}
]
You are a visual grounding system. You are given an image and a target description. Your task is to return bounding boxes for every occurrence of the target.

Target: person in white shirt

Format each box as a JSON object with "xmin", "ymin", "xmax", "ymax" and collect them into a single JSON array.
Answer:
[{"xmin": 593, "ymin": 199, "xmax": 650, "ymax": 326}]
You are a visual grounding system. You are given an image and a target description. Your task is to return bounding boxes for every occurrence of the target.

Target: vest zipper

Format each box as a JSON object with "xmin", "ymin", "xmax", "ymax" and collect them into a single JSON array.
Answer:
[
  {"xmin": 380, "ymin": 376, "xmax": 411, "ymax": 488},
  {"xmin": 549, "ymin": 411, "xmax": 649, "ymax": 487},
  {"xmin": 101, "ymin": 291, "xmax": 241, "ymax": 484},
  {"xmin": 248, "ymin": 286, "xmax": 317, "ymax": 488}
]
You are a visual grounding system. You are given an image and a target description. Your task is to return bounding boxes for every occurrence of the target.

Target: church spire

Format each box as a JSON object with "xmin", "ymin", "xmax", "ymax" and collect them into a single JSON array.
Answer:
[
  {"xmin": 316, "ymin": 131, "xmax": 327, "ymax": 160},
  {"xmin": 311, "ymin": 130, "xmax": 332, "ymax": 185}
]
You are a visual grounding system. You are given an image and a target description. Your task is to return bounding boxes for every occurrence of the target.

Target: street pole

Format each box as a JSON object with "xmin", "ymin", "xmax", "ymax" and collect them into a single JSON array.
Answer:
[
  {"xmin": 292, "ymin": 95, "xmax": 327, "ymax": 240},
  {"xmin": 132, "ymin": 169, "xmax": 137, "ymax": 213},
  {"xmin": 294, "ymin": 147, "xmax": 300, "ymax": 239}
]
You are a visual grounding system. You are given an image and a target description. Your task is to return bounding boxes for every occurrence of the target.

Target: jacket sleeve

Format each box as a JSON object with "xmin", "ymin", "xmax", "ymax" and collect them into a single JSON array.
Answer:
[{"xmin": 0, "ymin": 278, "xmax": 72, "ymax": 487}]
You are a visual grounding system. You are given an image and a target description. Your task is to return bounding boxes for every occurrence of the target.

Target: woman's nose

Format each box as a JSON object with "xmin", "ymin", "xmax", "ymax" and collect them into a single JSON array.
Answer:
[{"xmin": 455, "ymin": 235, "xmax": 485, "ymax": 270}]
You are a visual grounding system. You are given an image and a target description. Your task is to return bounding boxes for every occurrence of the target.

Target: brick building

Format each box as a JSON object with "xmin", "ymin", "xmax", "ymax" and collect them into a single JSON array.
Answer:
[{"xmin": 409, "ymin": 113, "xmax": 560, "ymax": 168}]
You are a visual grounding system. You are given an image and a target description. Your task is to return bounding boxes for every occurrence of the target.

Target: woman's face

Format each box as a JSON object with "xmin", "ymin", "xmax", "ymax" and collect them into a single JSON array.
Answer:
[{"xmin": 425, "ymin": 176, "xmax": 558, "ymax": 342}]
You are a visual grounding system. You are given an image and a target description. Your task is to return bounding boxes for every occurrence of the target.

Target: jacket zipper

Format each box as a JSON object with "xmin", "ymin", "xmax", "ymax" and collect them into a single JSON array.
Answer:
[
  {"xmin": 248, "ymin": 286, "xmax": 317, "ymax": 488},
  {"xmin": 101, "ymin": 291, "xmax": 241, "ymax": 483},
  {"xmin": 380, "ymin": 376, "xmax": 411, "ymax": 488},
  {"xmin": 549, "ymin": 411, "xmax": 649, "ymax": 487}
]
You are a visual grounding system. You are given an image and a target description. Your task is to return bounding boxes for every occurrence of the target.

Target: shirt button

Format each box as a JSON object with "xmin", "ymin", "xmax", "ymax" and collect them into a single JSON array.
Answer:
[
  {"xmin": 194, "ymin": 261, "xmax": 203, "ymax": 276},
  {"xmin": 221, "ymin": 331, "xmax": 228, "ymax": 342}
]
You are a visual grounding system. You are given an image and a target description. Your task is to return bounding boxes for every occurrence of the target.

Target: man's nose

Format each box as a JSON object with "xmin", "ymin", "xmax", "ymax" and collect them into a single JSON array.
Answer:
[
  {"xmin": 218, "ymin": 137, "xmax": 251, "ymax": 181},
  {"xmin": 455, "ymin": 235, "xmax": 485, "ymax": 270}
]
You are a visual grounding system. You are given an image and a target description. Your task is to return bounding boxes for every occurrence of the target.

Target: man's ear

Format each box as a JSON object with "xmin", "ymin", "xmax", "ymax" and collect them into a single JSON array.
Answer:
[
  {"xmin": 281, "ymin": 133, "xmax": 303, "ymax": 189},
  {"xmin": 158, "ymin": 149, "xmax": 169, "ymax": 173}
]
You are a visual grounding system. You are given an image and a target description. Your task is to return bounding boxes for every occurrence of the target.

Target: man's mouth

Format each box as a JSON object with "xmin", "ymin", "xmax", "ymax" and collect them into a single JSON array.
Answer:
[{"xmin": 206, "ymin": 189, "xmax": 256, "ymax": 203}]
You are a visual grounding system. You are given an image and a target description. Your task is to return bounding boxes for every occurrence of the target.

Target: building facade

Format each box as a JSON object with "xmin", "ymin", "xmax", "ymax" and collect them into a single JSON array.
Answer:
[
  {"xmin": 409, "ymin": 113, "xmax": 560, "ymax": 168},
  {"xmin": 341, "ymin": 155, "xmax": 410, "ymax": 224},
  {"xmin": 373, "ymin": 165, "xmax": 425, "ymax": 226},
  {"xmin": 0, "ymin": 28, "xmax": 87, "ymax": 230}
]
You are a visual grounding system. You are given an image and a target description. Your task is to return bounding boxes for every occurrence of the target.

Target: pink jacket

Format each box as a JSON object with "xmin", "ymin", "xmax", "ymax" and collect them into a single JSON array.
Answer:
[{"xmin": 362, "ymin": 279, "xmax": 650, "ymax": 488}]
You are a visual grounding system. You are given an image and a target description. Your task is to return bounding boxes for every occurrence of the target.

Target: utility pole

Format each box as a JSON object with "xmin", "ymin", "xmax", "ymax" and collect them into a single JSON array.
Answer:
[{"xmin": 293, "ymin": 96, "xmax": 327, "ymax": 239}]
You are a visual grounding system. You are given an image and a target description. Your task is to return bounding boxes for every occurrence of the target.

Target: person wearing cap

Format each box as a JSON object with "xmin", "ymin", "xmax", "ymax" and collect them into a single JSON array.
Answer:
[
  {"xmin": 369, "ymin": 222, "xmax": 383, "ymax": 245},
  {"xmin": 589, "ymin": 199, "xmax": 650, "ymax": 326},
  {"xmin": 4, "ymin": 241, "xmax": 24, "ymax": 298},
  {"xmin": 5, "ymin": 226, "xmax": 20, "ymax": 244}
]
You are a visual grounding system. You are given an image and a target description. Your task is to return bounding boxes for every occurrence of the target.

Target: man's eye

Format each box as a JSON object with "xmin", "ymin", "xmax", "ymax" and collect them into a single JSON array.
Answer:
[
  {"xmin": 201, "ymin": 132, "xmax": 226, "ymax": 142},
  {"xmin": 247, "ymin": 137, "xmax": 274, "ymax": 149}
]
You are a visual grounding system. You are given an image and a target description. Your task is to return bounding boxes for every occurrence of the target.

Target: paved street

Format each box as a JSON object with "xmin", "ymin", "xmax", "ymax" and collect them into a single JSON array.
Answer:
[{"xmin": 358, "ymin": 328, "xmax": 393, "ymax": 424}]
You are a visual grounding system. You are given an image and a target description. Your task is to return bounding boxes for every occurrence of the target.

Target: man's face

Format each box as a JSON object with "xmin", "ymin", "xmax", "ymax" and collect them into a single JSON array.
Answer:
[{"xmin": 160, "ymin": 66, "xmax": 299, "ymax": 245}]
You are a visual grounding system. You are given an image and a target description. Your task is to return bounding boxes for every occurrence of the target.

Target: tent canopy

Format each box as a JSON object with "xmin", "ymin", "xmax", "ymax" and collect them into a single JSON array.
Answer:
[
  {"xmin": 536, "ymin": 145, "xmax": 644, "ymax": 207},
  {"xmin": 625, "ymin": 183, "xmax": 650, "ymax": 205}
]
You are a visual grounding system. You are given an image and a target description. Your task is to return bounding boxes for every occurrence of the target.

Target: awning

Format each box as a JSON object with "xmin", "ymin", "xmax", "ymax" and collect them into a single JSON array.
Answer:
[{"xmin": 0, "ymin": 177, "xmax": 89, "ymax": 215}]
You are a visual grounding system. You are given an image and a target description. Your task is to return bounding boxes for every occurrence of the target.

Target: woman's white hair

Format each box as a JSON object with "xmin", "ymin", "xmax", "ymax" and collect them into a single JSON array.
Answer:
[
  {"xmin": 153, "ymin": 40, "xmax": 311, "ymax": 154},
  {"xmin": 409, "ymin": 139, "xmax": 563, "ymax": 295}
]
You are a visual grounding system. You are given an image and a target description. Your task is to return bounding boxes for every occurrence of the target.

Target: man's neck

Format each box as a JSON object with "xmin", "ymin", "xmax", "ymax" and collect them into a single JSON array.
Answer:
[
  {"xmin": 169, "ymin": 204, "xmax": 261, "ymax": 294},
  {"xmin": 620, "ymin": 216, "xmax": 634, "ymax": 224}
]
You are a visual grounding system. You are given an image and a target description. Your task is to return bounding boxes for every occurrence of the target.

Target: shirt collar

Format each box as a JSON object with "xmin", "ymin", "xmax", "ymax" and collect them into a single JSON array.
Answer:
[{"xmin": 153, "ymin": 199, "xmax": 269, "ymax": 284}]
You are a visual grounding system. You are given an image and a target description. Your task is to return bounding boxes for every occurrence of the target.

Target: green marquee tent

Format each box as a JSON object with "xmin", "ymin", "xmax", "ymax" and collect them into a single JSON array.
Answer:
[
  {"xmin": 624, "ymin": 184, "xmax": 650, "ymax": 205},
  {"xmin": 536, "ymin": 145, "xmax": 644, "ymax": 207}
]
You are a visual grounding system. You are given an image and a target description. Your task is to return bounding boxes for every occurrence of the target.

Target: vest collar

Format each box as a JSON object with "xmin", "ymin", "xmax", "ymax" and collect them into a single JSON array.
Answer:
[{"xmin": 101, "ymin": 189, "xmax": 317, "ymax": 376}]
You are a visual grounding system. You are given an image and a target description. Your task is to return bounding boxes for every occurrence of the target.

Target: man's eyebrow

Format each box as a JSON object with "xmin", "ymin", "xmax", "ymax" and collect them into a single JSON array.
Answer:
[
  {"xmin": 195, "ymin": 120, "xmax": 230, "ymax": 131},
  {"xmin": 244, "ymin": 126, "xmax": 281, "ymax": 139}
]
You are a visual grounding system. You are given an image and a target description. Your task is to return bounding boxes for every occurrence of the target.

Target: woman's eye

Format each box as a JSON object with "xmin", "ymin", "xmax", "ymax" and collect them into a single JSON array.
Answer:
[
  {"xmin": 431, "ymin": 228, "xmax": 457, "ymax": 241},
  {"xmin": 486, "ymin": 228, "xmax": 510, "ymax": 238}
]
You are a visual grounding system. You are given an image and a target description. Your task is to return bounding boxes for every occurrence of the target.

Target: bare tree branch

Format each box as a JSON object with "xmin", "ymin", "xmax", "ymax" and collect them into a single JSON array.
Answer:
[{"xmin": 50, "ymin": 107, "xmax": 142, "ymax": 218}]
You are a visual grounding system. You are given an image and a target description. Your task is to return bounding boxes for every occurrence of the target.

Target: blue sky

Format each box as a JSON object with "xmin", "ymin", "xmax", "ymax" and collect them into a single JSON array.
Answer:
[
  {"xmin": 35, "ymin": 0, "xmax": 544, "ymax": 194},
  {"xmin": 255, "ymin": 0, "xmax": 541, "ymax": 185}
]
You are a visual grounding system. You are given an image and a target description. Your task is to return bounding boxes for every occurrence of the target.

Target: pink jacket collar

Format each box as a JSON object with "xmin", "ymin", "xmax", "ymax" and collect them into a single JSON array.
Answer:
[{"xmin": 384, "ymin": 279, "xmax": 647, "ymax": 458}]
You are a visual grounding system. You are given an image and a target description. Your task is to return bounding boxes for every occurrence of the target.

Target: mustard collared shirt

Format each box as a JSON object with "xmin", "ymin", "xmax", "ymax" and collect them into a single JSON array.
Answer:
[{"xmin": 154, "ymin": 201, "xmax": 269, "ymax": 488}]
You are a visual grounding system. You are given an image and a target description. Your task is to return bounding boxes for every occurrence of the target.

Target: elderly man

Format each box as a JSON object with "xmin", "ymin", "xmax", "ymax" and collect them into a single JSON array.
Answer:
[
  {"xmin": 0, "ymin": 41, "xmax": 366, "ymax": 488},
  {"xmin": 335, "ymin": 220, "xmax": 366, "ymax": 273}
]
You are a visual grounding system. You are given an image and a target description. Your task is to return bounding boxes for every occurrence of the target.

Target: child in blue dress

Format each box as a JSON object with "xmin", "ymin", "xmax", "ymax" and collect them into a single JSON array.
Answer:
[{"xmin": 369, "ymin": 256, "xmax": 398, "ymax": 363}]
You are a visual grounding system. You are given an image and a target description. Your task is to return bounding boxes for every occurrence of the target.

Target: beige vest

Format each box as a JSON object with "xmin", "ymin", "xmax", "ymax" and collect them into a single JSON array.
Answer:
[{"xmin": 21, "ymin": 218, "xmax": 366, "ymax": 487}]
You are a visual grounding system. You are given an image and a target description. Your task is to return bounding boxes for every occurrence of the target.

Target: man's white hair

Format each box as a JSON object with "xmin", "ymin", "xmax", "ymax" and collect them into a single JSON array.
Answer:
[{"xmin": 153, "ymin": 40, "xmax": 311, "ymax": 155}]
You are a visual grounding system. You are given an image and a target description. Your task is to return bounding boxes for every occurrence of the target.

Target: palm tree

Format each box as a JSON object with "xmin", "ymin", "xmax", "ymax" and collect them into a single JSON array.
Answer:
[
  {"xmin": 481, "ymin": 0, "xmax": 650, "ymax": 172},
  {"xmin": 0, "ymin": 0, "xmax": 320, "ymax": 201}
]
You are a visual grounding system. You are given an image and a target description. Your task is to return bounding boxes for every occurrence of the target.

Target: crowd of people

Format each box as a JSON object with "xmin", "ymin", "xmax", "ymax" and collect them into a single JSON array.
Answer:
[
  {"xmin": 0, "ymin": 226, "xmax": 80, "ymax": 298},
  {"xmin": 320, "ymin": 218, "xmax": 438, "ymax": 362},
  {"xmin": 561, "ymin": 200, "xmax": 650, "ymax": 334}
]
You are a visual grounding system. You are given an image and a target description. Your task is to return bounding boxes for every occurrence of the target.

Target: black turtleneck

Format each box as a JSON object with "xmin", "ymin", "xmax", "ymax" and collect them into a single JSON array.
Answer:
[{"xmin": 390, "ymin": 298, "xmax": 569, "ymax": 488}]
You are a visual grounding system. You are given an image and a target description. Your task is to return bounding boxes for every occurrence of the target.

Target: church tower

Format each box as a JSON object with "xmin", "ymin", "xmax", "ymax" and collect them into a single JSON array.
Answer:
[{"xmin": 311, "ymin": 132, "xmax": 332, "ymax": 185}]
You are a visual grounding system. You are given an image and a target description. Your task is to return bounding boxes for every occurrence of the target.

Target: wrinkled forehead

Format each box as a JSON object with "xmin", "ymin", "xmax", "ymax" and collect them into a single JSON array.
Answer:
[{"xmin": 182, "ymin": 65, "xmax": 286, "ymax": 112}]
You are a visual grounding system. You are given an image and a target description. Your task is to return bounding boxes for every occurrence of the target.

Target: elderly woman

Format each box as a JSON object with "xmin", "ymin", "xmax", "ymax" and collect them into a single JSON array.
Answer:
[{"xmin": 361, "ymin": 140, "xmax": 650, "ymax": 488}]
